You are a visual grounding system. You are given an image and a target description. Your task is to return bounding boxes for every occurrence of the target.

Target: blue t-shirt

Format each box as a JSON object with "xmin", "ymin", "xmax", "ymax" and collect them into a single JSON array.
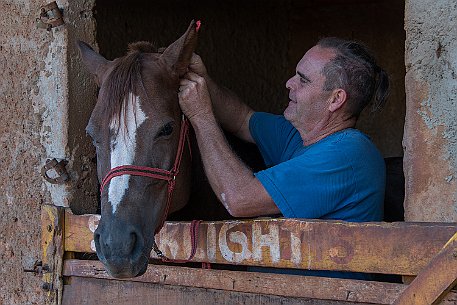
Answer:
[
  {"xmin": 248, "ymin": 112, "xmax": 385, "ymax": 280},
  {"xmin": 250, "ymin": 112, "xmax": 385, "ymax": 222}
]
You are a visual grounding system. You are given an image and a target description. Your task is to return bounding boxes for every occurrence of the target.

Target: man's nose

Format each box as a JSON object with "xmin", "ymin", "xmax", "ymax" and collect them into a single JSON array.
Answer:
[{"xmin": 285, "ymin": 77, "xmax": 293, "ymax": 90}]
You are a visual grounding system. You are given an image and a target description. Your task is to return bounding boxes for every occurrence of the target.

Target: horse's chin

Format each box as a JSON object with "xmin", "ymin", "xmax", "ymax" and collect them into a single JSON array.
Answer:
[
  {"xmin": 104, "ymin": 260, "xmax": 148, "ymax": 279},
  {"xmin": 100, "ymin": 251, "xmax": 149, "ymax": 279}
]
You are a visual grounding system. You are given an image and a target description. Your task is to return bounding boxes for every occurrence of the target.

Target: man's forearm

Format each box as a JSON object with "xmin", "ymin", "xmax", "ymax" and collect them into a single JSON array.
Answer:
[
  {"xmin": 189, "ymin": 114, "xmax": 259, "ymax": 216},
  {"xmin": 205, "ymin": 78, "xmax": 254, "ymax": 141},
  {"xmin": 178, "ymin": 70, "xmax": 279, "ymax": 217}
]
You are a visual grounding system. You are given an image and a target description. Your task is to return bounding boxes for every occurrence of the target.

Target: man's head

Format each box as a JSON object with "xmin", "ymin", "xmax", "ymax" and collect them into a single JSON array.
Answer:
[
  {"xmin": 317, "ymin": 37, "xmax": 389, "ymax": 117},
  {"xmin": 284, "ymin": 45, "xmax": 339, "ymax": 132},
  {"xmin": 285, "ymin": 38, "xmax": 389, "ymax": 136}
]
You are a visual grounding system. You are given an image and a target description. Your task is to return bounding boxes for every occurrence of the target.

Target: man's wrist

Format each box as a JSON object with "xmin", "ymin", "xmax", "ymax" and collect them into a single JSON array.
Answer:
[{"xmin": 187, "ymin": 111, "xmax": 217, "ymax": 127}]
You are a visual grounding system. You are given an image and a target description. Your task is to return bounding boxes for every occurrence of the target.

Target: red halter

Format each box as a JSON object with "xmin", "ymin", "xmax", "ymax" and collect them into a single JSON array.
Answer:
[{"xmin": 100, "ymin": 115, "xmax": 190, "ymax": 234}]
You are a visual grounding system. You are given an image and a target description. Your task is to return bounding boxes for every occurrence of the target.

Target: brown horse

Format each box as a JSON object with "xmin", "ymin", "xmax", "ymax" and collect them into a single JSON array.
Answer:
[{"xmin": 78, "ymin": 21, "xmax": 228, "ymax": 278}]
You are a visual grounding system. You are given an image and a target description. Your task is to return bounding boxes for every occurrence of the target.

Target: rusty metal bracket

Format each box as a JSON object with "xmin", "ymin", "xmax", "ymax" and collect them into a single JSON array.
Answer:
[
  {"xmin": 41, "ymin": 158, "xmax": 69, "ymax": 184},
  {"xmin": 23, "ymin": 260, "xmax": 51, "ymax": 276},
  {"xmin": 37, "ymin": 1, "xmax": 64, "ymax": 31}
]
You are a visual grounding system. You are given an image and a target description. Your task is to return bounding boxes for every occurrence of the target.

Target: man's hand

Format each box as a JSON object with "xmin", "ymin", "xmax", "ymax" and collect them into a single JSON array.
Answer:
[
  {"xmin": 188, "ymin": 53, "xmax": 208, "ymax": 78},
  {"xmin": 178, "ymin": 72, "xmax": 214, "ymax": 121}
]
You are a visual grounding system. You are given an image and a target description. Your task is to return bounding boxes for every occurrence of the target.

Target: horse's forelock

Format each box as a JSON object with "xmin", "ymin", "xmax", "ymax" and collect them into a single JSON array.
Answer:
[
  {"xmin": 100, "ymin": 47, "xmax": 150, "ymax": 133},
  {"xmin": 128, "ymin": 41, "xmax": 157, "ymax": 54}
]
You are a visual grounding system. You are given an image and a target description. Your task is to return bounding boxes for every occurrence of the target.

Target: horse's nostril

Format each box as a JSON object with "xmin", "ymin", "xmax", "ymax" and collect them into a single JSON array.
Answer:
[
  {"xmin": 130, "ymin": 232, "xmax": 137, "ymax": 246},
  {"xmin": 94, "ymin": 231, "xmax": 107, "ymax": 260},
  {"xmin": 129, "ymin": 230, "xmax": 144, "ymax": 261}
]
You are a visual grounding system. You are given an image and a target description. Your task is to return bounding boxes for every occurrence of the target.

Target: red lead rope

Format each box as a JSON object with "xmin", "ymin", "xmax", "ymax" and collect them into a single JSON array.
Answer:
[
  {"xmin": 100, "ymin": 115, "xmax": 205, "ymax": 264},
  {"xmin": 152, "ymin": 219, "xmax": 202, "ymax": 263}
]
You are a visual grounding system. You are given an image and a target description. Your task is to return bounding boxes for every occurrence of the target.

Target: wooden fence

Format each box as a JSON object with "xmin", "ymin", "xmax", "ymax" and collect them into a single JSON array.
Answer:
[{"xmin": 41, "ymin": 205, "xmax": 457, "ymax": 305}]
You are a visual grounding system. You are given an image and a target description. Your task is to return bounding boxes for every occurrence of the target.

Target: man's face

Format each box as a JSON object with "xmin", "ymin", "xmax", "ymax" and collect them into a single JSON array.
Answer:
[{"xmin": 284, "ymin": 46, "xmax": 335, "ymax": 132}]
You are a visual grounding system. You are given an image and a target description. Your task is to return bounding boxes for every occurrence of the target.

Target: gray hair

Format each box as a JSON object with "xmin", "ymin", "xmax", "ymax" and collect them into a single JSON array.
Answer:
[{"xmin": 317, "ymin": 37, "xmax": 389, "ymax": 117}]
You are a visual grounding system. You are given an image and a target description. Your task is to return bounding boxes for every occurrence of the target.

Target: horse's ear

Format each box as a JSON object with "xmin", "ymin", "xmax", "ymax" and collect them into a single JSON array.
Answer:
[
  {"xmin": 161, "ymin": 20, "xmax": 199, "ymax": 76},
  {"xmin": 77, "ymin": 41, "xmax": 110, "ymax": 85}
]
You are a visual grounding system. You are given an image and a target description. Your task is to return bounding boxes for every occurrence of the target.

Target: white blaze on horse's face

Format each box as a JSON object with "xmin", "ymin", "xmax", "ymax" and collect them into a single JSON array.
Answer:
[{"xmin": 108, "ymin": 93, "xmax": 147, "ymax": 214}]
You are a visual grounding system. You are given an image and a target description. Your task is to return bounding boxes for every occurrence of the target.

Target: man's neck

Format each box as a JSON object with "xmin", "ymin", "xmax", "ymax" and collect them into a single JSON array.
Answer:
[{"xmin": 299, "ymin": 116, "xmax": 357, "ymax": 146}]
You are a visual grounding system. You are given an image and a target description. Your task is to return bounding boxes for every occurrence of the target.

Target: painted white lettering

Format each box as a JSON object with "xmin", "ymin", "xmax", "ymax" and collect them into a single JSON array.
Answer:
[
  {"xmin": 155, "ymin": 224, "xmax": 180, "ymax": 259},
  {"xmin": 281, "ymin": 225, "xmax": 303, "ymax": 265},
  {"xmin": 206, "ymin": 223, "xmax": 217, "ymax": 261},
  {"xmin": 88, "ymin": 215, "xmax": 101, "ymax": 252},
  {"xmin": 289, "ymin": 231, "xmax": 302, "ymax": 265},
  {"xmin": 252, "ymin": 222, "xmax": 280, "ymax": 263},
  {"xmin": 219, "ymin": 223, "xmax": 251, "ymax": 263}
]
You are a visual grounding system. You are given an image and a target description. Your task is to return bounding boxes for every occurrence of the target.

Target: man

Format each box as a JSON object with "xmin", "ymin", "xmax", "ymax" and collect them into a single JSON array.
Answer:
[
  {"xmin": 178, "ymin": 38, "xmax": 388, "ymax": 279},
  {"xmin": 179, "ymin": 36, "xmax": 388, "ymax": 218}
]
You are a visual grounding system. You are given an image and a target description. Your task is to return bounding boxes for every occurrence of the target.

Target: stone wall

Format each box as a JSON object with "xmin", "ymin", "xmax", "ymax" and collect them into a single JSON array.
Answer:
[
  {"xmin": 0, "ymin": 0, "xmax": 96, "ymax": 303},
  {"xmin": 404, "ymin": 0, "xmax": 457, "ymax": 221}
]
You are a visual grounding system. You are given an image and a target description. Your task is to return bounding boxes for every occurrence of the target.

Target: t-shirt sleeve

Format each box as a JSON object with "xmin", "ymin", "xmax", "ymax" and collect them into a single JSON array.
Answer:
[
  {"xmin": 249, "ymin": 112, "xmax": 301, "ymax": 166},
  {"xmin": 254, "ymin": 149, "xmax": 356, "ymax": 218}
]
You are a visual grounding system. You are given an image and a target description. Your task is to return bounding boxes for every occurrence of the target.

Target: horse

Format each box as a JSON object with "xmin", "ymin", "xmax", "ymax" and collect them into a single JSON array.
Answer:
[{"xmin": 78, "ymin": 21, "xmax": 230, "ymax": 278}]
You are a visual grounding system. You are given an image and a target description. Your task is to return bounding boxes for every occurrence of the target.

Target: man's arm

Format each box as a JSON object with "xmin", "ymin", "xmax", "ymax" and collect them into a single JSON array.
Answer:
[
  {"xmin": 178, "ymin": 73, "xmax": 280, "ymax": 217},
  {"xmin": 188, "ymin": 54, "xmax": 254, "ymax": 143}
]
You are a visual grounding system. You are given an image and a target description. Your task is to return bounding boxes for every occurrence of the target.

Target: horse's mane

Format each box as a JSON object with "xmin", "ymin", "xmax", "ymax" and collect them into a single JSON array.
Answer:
[{"xmin": 101, "ymin": 41, "xmax": 157, "ymax": 130}]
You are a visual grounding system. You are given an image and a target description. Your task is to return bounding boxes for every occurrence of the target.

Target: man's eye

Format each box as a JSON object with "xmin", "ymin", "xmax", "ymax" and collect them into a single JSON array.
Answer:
[
  {"xmin": 299, "ymin": 77, "xmax": 308, "ymax": 83},
  {"xmin": 157, "ymin": 122, "xmax": 174, "ymax": 138}
]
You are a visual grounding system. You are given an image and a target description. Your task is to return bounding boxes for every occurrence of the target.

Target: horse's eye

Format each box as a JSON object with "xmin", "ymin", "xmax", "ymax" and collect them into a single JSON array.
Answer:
[{"xmin": 157, "ymin": 122, "xmax": 174, "ymax": 138}]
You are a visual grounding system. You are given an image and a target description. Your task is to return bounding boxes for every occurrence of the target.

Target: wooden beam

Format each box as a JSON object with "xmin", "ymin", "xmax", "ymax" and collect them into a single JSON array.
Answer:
[
  {"xmin": 64, "ymin": 211, "xmax": 457, "ymax": 275},
  {"xmin": 41, "ymin": 205, "xmax": 65, "ymax": 305},
  {"xmin": 393, "ymin": 232, "xmax": 457, "ymax": 305},
  {"xmin": 63, "ymin": 259, "xmax": 405, "ymax": 304},
  {"xmin": 61, "ymin": 276, "xmax": 371, "ymax": 305}
]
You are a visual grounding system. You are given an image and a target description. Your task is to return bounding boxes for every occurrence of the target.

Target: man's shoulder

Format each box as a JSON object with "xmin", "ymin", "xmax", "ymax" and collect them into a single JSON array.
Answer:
[
  {"xmin": 293, "ymin": 128, "xmax": 384, "ymax": 169},
  {"xmin": 251, "ymin": 112, "xmax": 289, "ymax": 126},
  {"xmin": 311, "ymin": 129, "xmax": 377, "ymax": 153}
]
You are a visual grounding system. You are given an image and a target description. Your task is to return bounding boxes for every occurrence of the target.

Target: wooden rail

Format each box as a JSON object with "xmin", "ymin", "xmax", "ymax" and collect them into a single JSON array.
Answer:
[
  {"xmin": 63, "ymin": 259, "xmax": 405, "ymax": 304},
  {"xmin": 64, "ymin": 209, "xmax": 457, "ymax": 275}
]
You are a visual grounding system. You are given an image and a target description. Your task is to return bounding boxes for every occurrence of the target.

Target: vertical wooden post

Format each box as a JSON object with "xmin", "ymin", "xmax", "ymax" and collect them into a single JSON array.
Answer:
[{"xmin": 41, "ymin": 205, "xmax": 65, "ymax": 305}]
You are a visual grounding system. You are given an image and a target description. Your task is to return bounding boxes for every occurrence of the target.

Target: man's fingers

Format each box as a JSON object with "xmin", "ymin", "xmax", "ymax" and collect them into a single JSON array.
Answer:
[
  {"xmin": 184, "ymin": 71, "xmax": 205, "ymax": 83},
  {"xmin": 179, "ymin": 78, "xmax": 195, "ymax": 86}
]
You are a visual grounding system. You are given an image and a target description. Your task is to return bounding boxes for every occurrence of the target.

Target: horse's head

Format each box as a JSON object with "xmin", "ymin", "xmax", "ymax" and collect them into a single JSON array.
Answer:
[{"xmin": 78, "ymin": 21, "xmax": 199, "ymax": 278}]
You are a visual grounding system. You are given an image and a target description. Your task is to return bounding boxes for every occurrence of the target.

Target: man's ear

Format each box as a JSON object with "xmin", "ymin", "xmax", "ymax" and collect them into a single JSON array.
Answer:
[
  {"xmin": 328, "ymin": 88, "xmax": 347, "ymax": 112},
  {"xmin": 160, "ymin": 20, "xmax": 199, "ymax": 77},
  {"xmin": 77, "ymin": 41, "xmax": 110, "ymax": 85}
]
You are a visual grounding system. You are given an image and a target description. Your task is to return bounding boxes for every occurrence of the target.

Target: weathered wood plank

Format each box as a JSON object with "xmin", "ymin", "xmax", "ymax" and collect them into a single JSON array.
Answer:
[
  {"xmin": 393, "ymin": 232, "xmax": 457, "ymax": 305},
  {"xmin": 64, "ymin": 211, "xmax": 457, "ymax": 275},
  {"xmin": 63, "ymin": 259, "xmax": 403, "ymax": 304},
  {"xmin": 41, "ymin": 205, "xmax": 65, "ymax": 305},
  {"xmin": 63, "ymin": 276, "xmax": 372, "ymax": 305}
]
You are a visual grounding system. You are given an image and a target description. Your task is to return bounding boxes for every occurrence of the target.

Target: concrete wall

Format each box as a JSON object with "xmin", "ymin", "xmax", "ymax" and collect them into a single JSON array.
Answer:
[
  {"xmin": 404, "ymin": 0, "xmax": 457, "ymax": 222},
  {"xmin": 0, "ymin": 0, "xmax": 96, "ymax": 303}
]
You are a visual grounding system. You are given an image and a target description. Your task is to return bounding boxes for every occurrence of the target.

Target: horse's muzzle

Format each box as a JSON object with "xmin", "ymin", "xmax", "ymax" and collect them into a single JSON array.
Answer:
[{"xmin": 94, "ymin": 221, "xmax": 149, "ymax": 278}]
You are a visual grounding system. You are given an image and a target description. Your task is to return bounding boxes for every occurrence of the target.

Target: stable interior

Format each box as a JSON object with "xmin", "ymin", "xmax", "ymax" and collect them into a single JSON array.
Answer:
[
  {"xmin": 95, "ymin": 0, "xmax": 405, "ymax": 158},
  {"xmin": 83, "ymin": 0, "xmax": 406, "ymax": 281}
]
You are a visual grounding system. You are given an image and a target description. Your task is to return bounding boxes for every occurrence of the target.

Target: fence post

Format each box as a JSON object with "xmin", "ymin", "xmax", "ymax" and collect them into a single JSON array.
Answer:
[{"xmin": 41, "ymin": 205, "xmax": 65, "ymax": 305}]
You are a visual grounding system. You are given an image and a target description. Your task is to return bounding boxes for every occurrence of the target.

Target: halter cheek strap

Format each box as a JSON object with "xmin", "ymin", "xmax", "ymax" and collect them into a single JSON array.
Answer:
[{"xmin": 99, "ymin": 115, "xmax": 201, "ymax": 263}]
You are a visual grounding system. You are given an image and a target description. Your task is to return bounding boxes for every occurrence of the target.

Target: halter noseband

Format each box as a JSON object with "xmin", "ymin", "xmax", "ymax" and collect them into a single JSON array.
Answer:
[{"xmin": 100, "ymin": 115, "xmax": 190, "ymax": 234}]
